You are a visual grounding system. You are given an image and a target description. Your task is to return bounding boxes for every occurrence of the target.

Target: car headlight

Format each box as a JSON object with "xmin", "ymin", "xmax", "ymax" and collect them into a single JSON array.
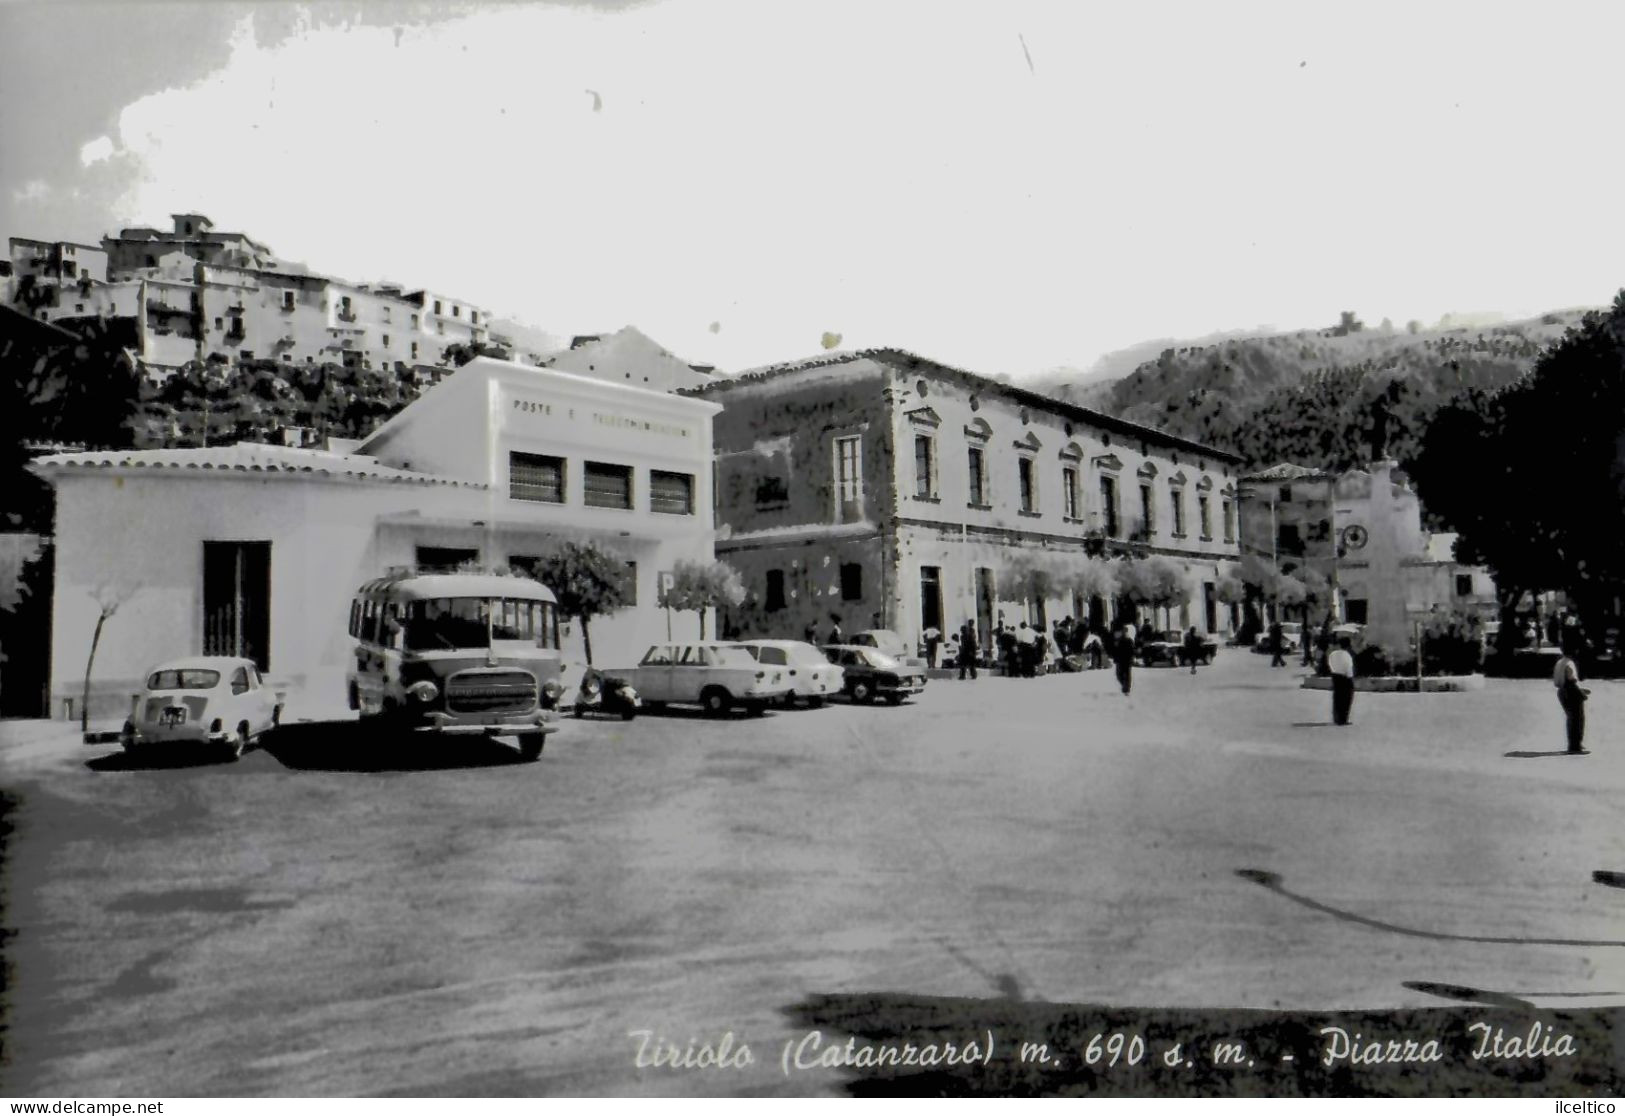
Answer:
[
  {"xmin": 583, "ymin": 678, "xmax": 602, "ymax": 697},
  {"xmin": 408, "ymin": 680, "xmax": 439, "ymax": 703},
  {"xmin": 619, "ymin": 686, "xmax": 639, "ymax": 700}
]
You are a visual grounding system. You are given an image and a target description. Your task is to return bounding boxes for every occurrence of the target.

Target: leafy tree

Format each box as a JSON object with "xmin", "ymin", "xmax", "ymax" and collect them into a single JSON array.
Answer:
[
  {"xmin": 527, "ymin": 541, "xmax": 633, "ymax": 665},
  {"xmin": 659, "ymin": 558, "xmax": 745, "ymax": 639},
  {"xmin": 1117, "ymin": 556, "xmax": 1189, "ymax": 629},
  {"xmin": 1410, "ymin": 291, "xmax": 1625, "ymax": 636},
  {"xmin": 996, "ymin": 553, "xmax": 1060, "ymax": 610}
]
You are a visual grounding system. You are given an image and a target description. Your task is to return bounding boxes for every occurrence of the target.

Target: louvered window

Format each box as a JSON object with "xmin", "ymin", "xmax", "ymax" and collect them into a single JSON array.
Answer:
[
  {"xmin": 584, "ymin": 461, "xmax": 633, "ymax": 510},
  {"xmin": 510, "ymin": 452, "xmax": 564, "ymax": 504},
  {"xmin": 649, "ymin": 470, "xmax": 694, "ymax": 515}
]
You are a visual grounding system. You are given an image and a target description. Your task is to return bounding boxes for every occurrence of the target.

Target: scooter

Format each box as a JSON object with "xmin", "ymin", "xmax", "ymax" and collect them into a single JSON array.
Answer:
[{"xmin": 574, "ymin": 668, "xmax": 640, "ymax": 721}]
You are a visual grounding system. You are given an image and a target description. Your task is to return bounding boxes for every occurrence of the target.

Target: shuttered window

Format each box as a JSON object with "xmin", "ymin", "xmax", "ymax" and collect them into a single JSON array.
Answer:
[
  {"xmin": 649, "ymin": 469, "xmax": 694, "ymax": 515},
  {"xmin": 510, "ymin": 452, "xmax": 564, "ymax": 504},
  {"xmin": 584, "ymin": 461, "xmax": 633, "ymax": 509}
]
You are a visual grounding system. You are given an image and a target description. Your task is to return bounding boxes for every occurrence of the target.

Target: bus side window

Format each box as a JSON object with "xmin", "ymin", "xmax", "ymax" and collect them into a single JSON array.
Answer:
[{"xmin": 348, "ymin": 599, "xmax": 362, "ymax": 638}]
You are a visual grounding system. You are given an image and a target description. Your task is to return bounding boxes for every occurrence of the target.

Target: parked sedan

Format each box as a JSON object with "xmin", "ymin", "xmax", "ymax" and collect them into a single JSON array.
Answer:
[
  {"xmin": 1251, "ymin": 621, "xmax": 1304, "ymax": 654},
  {"xmin": 848, "ymin": 630, "xmax": 928, "ymax": 669},
  {"xmin": 626, "ymin": 643, "xmax": 793, "ymax": 716},
  {"xmin": 121, "ymin": 656, "xmax": 284, "ymax": 761},
  {"xmin": 822, "ymin": 644, "xmax": 928, "ymax": 704},
  {"xmin": 1138, "ymin": 631, "xmax": 1185, "ymax": 667},
  {"xmin": 732, "ymin": 640, "xmax": 844, "ymax": 707}
]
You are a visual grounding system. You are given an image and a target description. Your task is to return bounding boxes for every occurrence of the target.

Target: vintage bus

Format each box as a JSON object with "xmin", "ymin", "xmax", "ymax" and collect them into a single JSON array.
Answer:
[{"xmin": 345, "ymin": 571, "xmax": 566, "ymax": 760}]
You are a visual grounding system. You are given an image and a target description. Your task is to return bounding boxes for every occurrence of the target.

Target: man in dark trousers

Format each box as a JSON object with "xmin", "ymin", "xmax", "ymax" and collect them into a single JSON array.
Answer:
[
  {"xmin": 1554, "ymin": 636, "xmax": 1590, "ymax": 754},
  {"xmin": 957, "ymin": 619, "xmax": 979, "ymax": 680},
  {"xmin": 1328, "ymin": 635, "xmax": 1356, "ymax": 726},
  {"xmin": 1268, "ymin": 620, "xmax": 1286, "ymax": 668},
  {"xmin": 1112, "ymin": 622, "xmax": 1135, "ymax": 696},
  {"xmin": 1183, "ymin": 626, "xmax": 1203, "ymax": 675}
]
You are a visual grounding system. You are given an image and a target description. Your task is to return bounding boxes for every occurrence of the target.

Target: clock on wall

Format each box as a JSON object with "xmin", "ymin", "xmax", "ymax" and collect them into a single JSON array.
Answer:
[{"xmin": 1340, "ymin": 524, "xmax": 1369, "ymax": 551}]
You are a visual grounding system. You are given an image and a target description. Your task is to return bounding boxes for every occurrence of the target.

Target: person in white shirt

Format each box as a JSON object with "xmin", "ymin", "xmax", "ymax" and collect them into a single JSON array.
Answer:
[
  {"xmin": 1328, "ymin": 636, "xmax": 1356, "ymax": 726},
  {"xmin": 1553, "ymin": 639, "xmax": 1590, "ymax": 754}
]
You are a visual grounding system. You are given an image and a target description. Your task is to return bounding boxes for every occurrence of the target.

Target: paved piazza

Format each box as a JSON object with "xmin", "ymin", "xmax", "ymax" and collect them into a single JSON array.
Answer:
[{"xmin": 2, "ymin": 651, "xmax": 1621, "ymax": 1095}]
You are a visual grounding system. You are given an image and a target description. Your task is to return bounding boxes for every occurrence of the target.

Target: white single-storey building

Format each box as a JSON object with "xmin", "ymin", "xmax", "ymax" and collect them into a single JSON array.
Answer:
[{"xmin": 32, "ymin": 357, "xmax": 721, "ymax": 720}]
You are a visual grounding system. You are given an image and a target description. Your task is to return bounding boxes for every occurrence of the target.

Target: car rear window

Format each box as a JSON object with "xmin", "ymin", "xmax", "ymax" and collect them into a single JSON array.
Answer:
[{"xmin": 148, "ymin": 669, "xmax": 221, "ymax": 690}]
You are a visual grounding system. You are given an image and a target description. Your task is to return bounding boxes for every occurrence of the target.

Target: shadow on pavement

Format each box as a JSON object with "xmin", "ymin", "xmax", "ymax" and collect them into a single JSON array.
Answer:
[
  {"xmin": 257, "ymin": 719, "xmax": 533, "ymax": 772},
  {"xmin": 1236, "ymin": 868, "xmax": 1625, "ymax": 946},
  {"xmin": 1290, "ymin": 722, "xmax": 1336, "ymax": 729},
  {"xmin": 1592, "ymin": 871, "xmax": 1625, "ymax": 889},
  {"xmin": 779, "ymin": 989, "xmax": 1624, "ymax": 1096},
  {"xmin": 86, "ymin": 748, "xmax": 240, "ymax": 772},
  {"xmin": 1504, "ymin": 750, "xmax": 1578, "ymax": 759}
]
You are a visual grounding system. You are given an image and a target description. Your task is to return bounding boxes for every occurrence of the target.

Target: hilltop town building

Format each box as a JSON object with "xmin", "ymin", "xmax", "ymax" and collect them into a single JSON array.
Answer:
[
  {"xmin": 5, "ymin": 215, "xmax": 493, "ymax": 377},
  {"xmin": 30, "ymin": 357, "xmax": 720, "ymax": 720},
  {"xmin": 694, "ymin": 350, "xmax": 1245, "ymax": 655},
  {"xmin": 1237, "ymin": 459, "xmax": 1498, "ymax": 650}
]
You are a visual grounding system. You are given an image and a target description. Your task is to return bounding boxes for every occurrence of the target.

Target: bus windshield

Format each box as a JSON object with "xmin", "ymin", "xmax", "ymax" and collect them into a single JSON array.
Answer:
[{"xmin": 402, "ymin": 597, "xmax": 560, "ymax": 651}]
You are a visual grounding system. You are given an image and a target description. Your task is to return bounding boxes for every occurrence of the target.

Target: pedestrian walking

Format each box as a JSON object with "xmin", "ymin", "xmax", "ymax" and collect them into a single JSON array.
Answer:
[
  {"xmin": 957, "ymin": 619, "xmax": 979, "ymax": 680},
  {"xmin": 827, "ymin": 616, "xmax": 843, "ymax": 646},
  {"xmin": 1112, "ymin": 623, "xmax": 1135, "ymax": 696},
  {"xmin": 923, "ymin": 625, "xmax": 942, "ymax": 669},
  {"xmin": 1183, "ymin": 626, "xmax": 1203, "ymax": 675},
  {"xmin": 1554, "ymin": 638, "xmax": 1590, "ymax": 754},
  {"xmin": 1328, "ymin": 635, "xmax": 1356, "ymax": 726},
  {"xmin": 1268, "ymin": 620, "xmax": 1286, "ymax": 668},
  {"xmin": 803, "ymin": 620, "xmax": 819, "ymax": 646}
]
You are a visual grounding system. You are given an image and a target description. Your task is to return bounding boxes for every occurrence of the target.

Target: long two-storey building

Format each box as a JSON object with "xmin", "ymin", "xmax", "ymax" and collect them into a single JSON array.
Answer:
[{"xmin": 694, "ymin": 350, "xmax": 1245, "ymax": 654}]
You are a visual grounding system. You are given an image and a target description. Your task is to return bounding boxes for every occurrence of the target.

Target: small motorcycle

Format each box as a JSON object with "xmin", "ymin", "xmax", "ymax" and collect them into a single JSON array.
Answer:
[{"xmin": 574, "ymin": 668, "xmax": 640, "ymax": 721}]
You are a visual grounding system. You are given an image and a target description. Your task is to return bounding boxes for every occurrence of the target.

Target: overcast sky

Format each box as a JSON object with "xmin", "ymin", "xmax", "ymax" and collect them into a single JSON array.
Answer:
[{"xmin": 3, "ymin": 0, "xmax": 1623, "ymax": 379}]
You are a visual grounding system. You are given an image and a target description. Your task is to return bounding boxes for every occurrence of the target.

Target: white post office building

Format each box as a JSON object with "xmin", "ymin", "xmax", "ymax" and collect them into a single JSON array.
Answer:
[{"xmin": 33, "ymin": 357, "xmax": 720, "ymax": 720}]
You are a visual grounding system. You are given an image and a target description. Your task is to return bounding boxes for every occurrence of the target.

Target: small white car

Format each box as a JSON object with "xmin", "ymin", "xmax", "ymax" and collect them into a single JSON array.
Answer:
[
  {"xmin": 849, "ymin": 629, "xmax": 928, "ymax": 669},
  {"xmin": 122, "ymin": 656, "xmax": 284, "ymax": 761},
  {"xmin": 627, "ymin": 643, "xmax": 793, "ymax": 716},
  {"xmin": 731, "ymin": 640, "xmax": 844, "ymax": 707}
]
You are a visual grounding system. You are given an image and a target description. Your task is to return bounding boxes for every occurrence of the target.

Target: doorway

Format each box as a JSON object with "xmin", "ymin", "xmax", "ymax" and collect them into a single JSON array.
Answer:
[{"xmin": 203, "ymin": 541, "xmax": 270, "ymax": 670}]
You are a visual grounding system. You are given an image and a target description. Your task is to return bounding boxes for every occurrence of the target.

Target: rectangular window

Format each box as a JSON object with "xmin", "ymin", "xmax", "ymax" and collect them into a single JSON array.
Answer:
[
  {"xmin": 1101, "ymin": 475, "xmax": 1119, "ymax": 537},
  {"xmin": 834, "ymin": 435, "xmax": 863, "ymax": 523},
  {"xmin": 1063, "ymin": 467, "xmax": 1079, "ymax": 519},
  {"xmin": 1199, "ymin": 495, "xmax": 1212, "ymax": 539},
  {"xmin": 1346, "ymin": 598, "xmax": 1369, "ymax": 624},
  {"xmin": 1278, "ymin": 522, "xmax": 1302, "ymax": 553},
  {"xmin": 411, "ymin": 342, "xmax": 419, "ymax": 360},
  {"xmin": 434, "ymin": 300, "xmax": 443, "ymax": 314},
  {"xmin": 411, "ymin": 314, "xmax": 420, "ymax": 329},
  {"xmin": 914, "ymin": 434, "xmax": 935, "ymax": 499},
  {"xmin": 1172, "ymin": 490, "xmax": 1186, "ymax": 536},
  {"xmin": 840, "ymin": 562, "xmax": 863, "ymax": 602},
  {"xmin": 1139, "ymin": 484, "xmax": 1155, "ymax": 534},
  {"xmin": 1018, "ymin": 458, "xmax": 1038, "ymax": 513},
  {"xmin": 623, "ymin": 561, "xmax": 638, "ymax": 606},
  {"xmin": 584, "ymin": 461, "xmax": 633, "ymax": 510},
  {"xmin": 1279, "ymin": 485, "xmax": 1293, "ymax": 504},
  {"xmin": 282, "ymin": 290, "xmax": 296, "ymax": 311},
  {"xmin": 967, "ymin": 446, "xmax": 986, "ymax": 505},
  {"xmin": 649, "ymin": 469, "xmax": 694, "ymax": 515},
  {"xmin": 1455, "ymin": 573, "xmax": 1473, "ymax": 596},
  {"xmin": 1223, "ymin": 499, "xmax": 1235, "ymax": 542},
  {"xmin": 510, "ymin": 452, "xmax": 565, "ymax": 503},
  {"xmin": 415, "ymin": 546, "xmax": 478, "ymax": 573},
  {"xmin": 766, "ymin": 569, "xmax": 786, "ymax": 612},
  {"xmin": 382, "ymin": 334, "xmax": 391, "ymax": 348}
]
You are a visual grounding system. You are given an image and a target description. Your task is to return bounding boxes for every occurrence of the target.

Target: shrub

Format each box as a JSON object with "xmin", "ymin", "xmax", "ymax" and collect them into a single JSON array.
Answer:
[{"xmin": 1419, "ymin": 608, "xmax": 1485, "ymax": 676}]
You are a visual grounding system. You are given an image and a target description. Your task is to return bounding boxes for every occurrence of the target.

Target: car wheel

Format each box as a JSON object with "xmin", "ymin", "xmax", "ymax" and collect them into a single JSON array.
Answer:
[
  {"xmin": 745, "ymin": 701, "xmax": 766, "ymax": 717},
  {"xmin": 808, "ymin": 696, "xmax": 825, "ymax": 708},
  {"xmin": 644, "ymin": 700, "xmax": 666, "ymax": 713},
  {"xmin": 573, "ymin": 704, "xmax": 587, "ymax": 719},
  {"xmin": 851, "ymin": 680, "xmax": 873, "ymax": 703},
  {"xmin": 701, "ymin": 687, "xmax": 732, "ymax": 716},
  {"xmin": 516, "ymin": 733, "xmax": 545, "ymax": 762},
  {"xmin": 620, "ymin": 707, "xmax": 638, "ymax": 722},
  {"xmin": 885, "ymin": 693, "xmax": 903, "ymax": 706}
]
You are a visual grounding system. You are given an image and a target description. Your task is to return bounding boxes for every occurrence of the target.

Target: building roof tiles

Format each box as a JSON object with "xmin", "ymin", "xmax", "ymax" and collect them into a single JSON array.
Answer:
[{"xmin": 28, "ymin": 442, "xmax": 485, "ymax": 489}]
